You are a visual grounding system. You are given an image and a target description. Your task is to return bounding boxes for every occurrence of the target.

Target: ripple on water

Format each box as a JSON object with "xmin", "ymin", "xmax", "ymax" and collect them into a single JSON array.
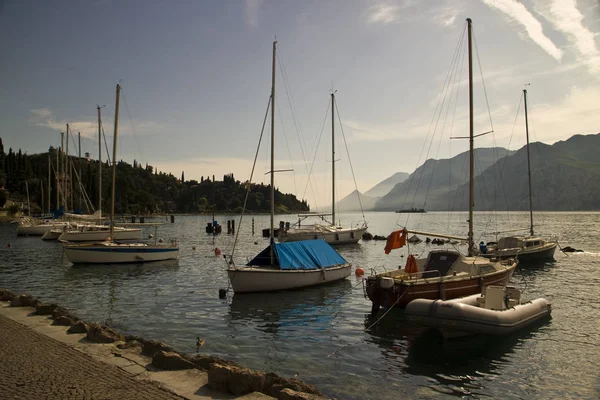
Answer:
[{"xmin": 2, "ymin": 212, "xmax": 600, "ymax": 399}]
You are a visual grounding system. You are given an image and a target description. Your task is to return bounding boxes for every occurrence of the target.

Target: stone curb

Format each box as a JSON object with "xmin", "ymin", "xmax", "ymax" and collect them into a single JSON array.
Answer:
[{"xmin": 0, "ymin": 288, "xmax": 329, "ymax": 400}]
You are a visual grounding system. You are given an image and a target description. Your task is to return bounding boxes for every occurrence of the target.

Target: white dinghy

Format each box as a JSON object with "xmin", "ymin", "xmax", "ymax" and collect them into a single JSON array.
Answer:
[{"xmin": 405, "ymin": 285, "xmax": 551, "ymax": 338}]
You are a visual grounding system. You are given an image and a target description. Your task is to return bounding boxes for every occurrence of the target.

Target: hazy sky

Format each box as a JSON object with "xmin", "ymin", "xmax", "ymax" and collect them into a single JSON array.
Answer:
[{"xmin": 1, "ymin": 0, "xmax": 599, "ymax": 210}]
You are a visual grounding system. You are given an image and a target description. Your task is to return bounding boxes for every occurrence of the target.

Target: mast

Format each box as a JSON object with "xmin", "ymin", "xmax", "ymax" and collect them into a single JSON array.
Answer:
[
  {"xmin": 60, "ymin": 132, "xmax": 64, "ymax": 210},
  {"xmin": 270, "ymin": 41, "xmax": 277, "ymax": 264},
  {"xmin": 110, "ymin": 85, "xmax": 121, "ymax": 241},
  {"xmin": 66, "ymin": 124, "xmax": 70, "ymax": 211},
  {"xmin": 467, "ymin": 18, "xmax": 474, "ymax": 256},
  {"xmin": 25, "ymin": 181, "xmax": 30, "ymax": 216},
  {"xmin": 55, "ymin": 144, "xmax": 60, "ymax": 210},
  {"xmin": 47, "ymin": 155, "xmax": 51, "ymax": 213},
  {"xmin": 97, "ymin": 105, "xmax": 103, "ymax": 220},
  {"xmin": 78, "ymin": 131, "xmax": 82, "ymax": 211},
  {"xmin": 40, "ymin": 180, "xmax": 44, "ymax": 215},
  {"xmin": 523, "ymin": 88, "xmax": 534, "ymax": 236},
  {"xmin": 331, "ymin": 92, "xmax": 336, "ymax": 226}
]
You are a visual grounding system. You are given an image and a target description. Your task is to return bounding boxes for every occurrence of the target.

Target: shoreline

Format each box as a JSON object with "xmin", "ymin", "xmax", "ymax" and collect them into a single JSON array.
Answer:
[{"xmin": 0, "ymin": 289, "xmax": 327, "ymax": 400}]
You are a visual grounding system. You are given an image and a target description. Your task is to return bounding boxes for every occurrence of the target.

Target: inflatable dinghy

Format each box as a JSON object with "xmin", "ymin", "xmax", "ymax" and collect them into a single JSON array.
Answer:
[{"xmin": 405, "ymin": 285, "xmax": 551, "ymax": 338}]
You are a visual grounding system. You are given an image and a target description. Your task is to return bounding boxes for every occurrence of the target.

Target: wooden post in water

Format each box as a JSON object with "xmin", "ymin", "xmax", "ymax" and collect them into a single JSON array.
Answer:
[{"xmin": 252, "ymin": 217, "xmax": 254, "ymax": 235}]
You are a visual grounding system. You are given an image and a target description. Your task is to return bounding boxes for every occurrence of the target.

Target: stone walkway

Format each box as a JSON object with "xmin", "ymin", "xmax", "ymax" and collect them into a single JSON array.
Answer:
[{"xmin": 0, "ymin": 313, "xmax": 185, "ymax": 400}]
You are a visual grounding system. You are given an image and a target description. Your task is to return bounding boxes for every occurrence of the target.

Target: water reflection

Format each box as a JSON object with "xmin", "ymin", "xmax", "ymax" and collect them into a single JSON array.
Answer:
[
  {"xmin": 228, "ymin": 279, "xmax": 352, "ymax": 337},
  {"xmin": 65, "ymin": 259, "xmax": 180, "ymax": 280}
]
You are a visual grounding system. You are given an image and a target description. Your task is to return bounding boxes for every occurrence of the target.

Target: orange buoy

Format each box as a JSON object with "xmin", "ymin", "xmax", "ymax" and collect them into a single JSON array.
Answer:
[
  {"xmin": 214, "ymin": 247, "xmax": 222, "ymax": 256},
  {"xmin": 355, "ymin": 267, "xmax": 365, "ymax": 276}
]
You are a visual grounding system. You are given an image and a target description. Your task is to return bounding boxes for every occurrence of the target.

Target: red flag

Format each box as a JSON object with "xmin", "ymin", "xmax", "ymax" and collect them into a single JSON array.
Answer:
[{"xmin": 384, "ymin": 229, "xmax": 407, "ymax": 254}]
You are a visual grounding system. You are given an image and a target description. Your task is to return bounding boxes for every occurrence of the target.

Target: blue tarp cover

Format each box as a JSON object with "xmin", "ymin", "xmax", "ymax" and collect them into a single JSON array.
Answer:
[{"xmin": 247, "ymin": 239, "xmax": 348, "ymax": 270}]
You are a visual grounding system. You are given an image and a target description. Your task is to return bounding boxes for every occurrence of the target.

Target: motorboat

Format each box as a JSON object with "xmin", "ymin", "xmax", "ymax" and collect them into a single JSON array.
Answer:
[
  {"xmin": 365, "ymin": 250, "xmax": 517, "ymax": 310},
  {"xmin": 482, "ymin": 236, "xmax": 557, "ymax": 261},
  {"xmin": 405, "ymin": 285, "xmax": 552, "ymax": 338}
]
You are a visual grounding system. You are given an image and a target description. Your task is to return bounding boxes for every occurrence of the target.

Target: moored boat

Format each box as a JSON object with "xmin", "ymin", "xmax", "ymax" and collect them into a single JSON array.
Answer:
[
  {"xmin": 405, "ymin": 285, "xmax": 552, "ymax": 338},
  {"xmin": 226, "ymin": 41, "xmax": 352, "ymax": 293},
  {"xmin": 482, "ymin": 235, "xmax": 557, "ymax": 261},
  {"xmin": 365, "ymin": 18, "xmax": 517, "ymax": 312}
]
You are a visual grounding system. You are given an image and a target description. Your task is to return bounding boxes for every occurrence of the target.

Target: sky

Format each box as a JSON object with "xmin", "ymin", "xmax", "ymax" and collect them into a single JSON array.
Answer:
[{"xmin": 1, "ymin": 0, "xmax": 599, "ymax": 210}]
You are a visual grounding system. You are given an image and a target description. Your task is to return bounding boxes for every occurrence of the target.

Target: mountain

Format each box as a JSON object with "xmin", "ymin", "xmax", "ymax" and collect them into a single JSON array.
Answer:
[
  {"xmin": 334, "ymin": 172, "xmax": 409, "ymax": 212},
  {"xmin": 335, "ymin": 189, "xmax": 378, "ymax": 212},
  {"xmin": 455, "ymin": 133, "xmax": 600, "ymax": 211},
  {"xmin": 374, "ymin": 147, "xmax": 513, "ymax": 211},
  {"xmin": 364, "ymin": 172, "xmax": 410, "ymax": 197}
]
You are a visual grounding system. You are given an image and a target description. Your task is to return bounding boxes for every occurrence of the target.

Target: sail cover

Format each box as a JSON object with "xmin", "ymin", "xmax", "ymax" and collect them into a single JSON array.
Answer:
[{"xmin": 247, "ymin": 239, "xmax": 348, "ymax": 270}]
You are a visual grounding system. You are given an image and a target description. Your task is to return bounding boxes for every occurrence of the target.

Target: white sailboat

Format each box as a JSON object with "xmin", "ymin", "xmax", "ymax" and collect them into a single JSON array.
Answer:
[
  {"xmin": 278, "ymin": 92, "xmax": 368, "ymax": 245},
  {"xmin": 482, "ymin": 88, "xmax": 557, "ymax": 262},
  {"xmin": 62, "ymin": 84, "xmax": 178, "ymax": 264},
  {"xmin": 58, "ymin": 105, "xmax": 141, "ymax": 242},
  {"xmin": 226, "ymin": 42, "xmax": 352, "ymax": 293}
]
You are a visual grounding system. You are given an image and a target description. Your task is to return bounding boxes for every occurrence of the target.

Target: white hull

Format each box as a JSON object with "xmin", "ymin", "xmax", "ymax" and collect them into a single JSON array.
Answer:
[
  {"xmin": 16, "ymin": 222, "xmax": 70, "ymax": 236},
  {"xmin": 63, "ymin": 242, "xmax": 179, "ymax": 264},
  {"xmin": 484, "ymin": 242, "xmax": 557, "ymax": 261},
  {"xmin": 279, "ymin": 226, "xmax": 367, "ymax": 245},
  {"xmin": 59, "ymin": 227, "xmax": 141, "ymax": 242},
  {"xmin": 406, "ymin": 294, "xmax": 551, "ymax": 338},
  {"xmin": 41, "ymin": 229, "xmax": 63, "ymax": 240},
  {"xmin": 227, "ymin": 264, "xmax": 352, "ymax": 293}
]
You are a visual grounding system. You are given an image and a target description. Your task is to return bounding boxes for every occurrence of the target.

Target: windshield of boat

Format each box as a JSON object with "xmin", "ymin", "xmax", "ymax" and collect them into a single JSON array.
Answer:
[{"xmin": 423, "ymin": 251, "xmax": 460, "ymax": 276}]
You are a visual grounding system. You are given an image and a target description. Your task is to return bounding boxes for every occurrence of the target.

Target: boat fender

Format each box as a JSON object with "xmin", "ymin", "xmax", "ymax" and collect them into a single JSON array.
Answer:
[{"xmin": 380, "ymin": 277, "xmax": 394, "ymax": 289}]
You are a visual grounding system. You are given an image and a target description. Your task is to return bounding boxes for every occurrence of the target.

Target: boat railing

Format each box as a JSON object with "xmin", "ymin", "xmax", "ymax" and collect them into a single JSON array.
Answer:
[{"xmin": 397, "ymin": 269, "xmax": 442, "ymax": 282}]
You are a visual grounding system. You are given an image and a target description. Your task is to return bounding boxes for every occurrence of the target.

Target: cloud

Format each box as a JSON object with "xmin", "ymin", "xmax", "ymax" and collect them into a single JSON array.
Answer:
[
  {"xmin": 482, "ymin": 0, "xmax": 563, "ymax": 61},
  {"xmin": 366, "ymin": 2, "xmax": 403, "ymax": 24},
  {"xmin": 543, "ymin": 0, "xmax": 600, "ymax": 76},
  {"xmin": 28, "ymin": 108, "xmax": 158, "ymax": 139},
  {"xmin": 430, "ymin": 5, "xmax": 460, "ymax": 27},
  {"xmin": 244, "ymin": 0, "xmax": 262, "ymax": 29}
]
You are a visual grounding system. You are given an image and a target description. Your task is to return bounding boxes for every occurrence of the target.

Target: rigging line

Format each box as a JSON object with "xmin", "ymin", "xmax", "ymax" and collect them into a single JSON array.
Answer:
[
  {"xmin": 274, "ymin": 91, "xmax": 298, "ymax": 199},
  {"xmin": 408, "ymin": 25, "xmax": 466, "ymax": 231},
  {"xmin": 327, "ymin": 290, "xmax": 407, "ymax": 358},
  {"xmin": 277, "ymin": 49, "xmax": 320, "ymax": 208},
  {"xmin": 446, "ymin": 37, "xmax": 466, "ymax": 232},
  {"xmin": 301, "ymin": 99, "xmax": 331, "ymax": 211},
  {"xmin": 101, "ymin": 121, "xmax": 112, "ymax": 165},
  {"xmin": 230, "ymin": 94, "xmax": 271, "ymax": 260},
  {"xmin": 398, "ymin": 23, "xmax": 467, "ymax": 229},
  {"xmin": 119, "ymin": 87, "xmax": 146, "ymax": 167},
  {"xmin": 420, "ymin": 31, "xmax": 466, "ymax": 225},
  {"xmin": 472, "ymin": 28, "xmax": 494, "ymax": 134},
  {"xmin": 335, "ymin": 99, "xmax": 367, "ymax": 223}
]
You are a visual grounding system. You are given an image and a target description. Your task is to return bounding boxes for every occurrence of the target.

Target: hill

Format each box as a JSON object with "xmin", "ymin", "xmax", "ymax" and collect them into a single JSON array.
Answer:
[
  {"xmin": 374, "ymin": 147, "xmax": 513, "ymax": 211},
  {"xmin": 0, "ymin": 139, "xmax": 310, "ymax": 214},
  {"xmin": 335, "ymin": 172, "xmax": 409, "ymax": 212},
  {"xmin": 364, "ymin": 172, "xmax": 409, "ymax": 197}
]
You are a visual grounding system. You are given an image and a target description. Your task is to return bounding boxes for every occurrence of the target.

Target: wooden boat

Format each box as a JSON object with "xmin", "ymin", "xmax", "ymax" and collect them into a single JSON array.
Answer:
[
  {"xmin": 405, "ymin": 285, "xmax": 551, "ymax": 338},
  {"xmin": 226, "ymin": 41, "xmax": 351, "ymax": 292},
  {"xmin": 277, "ymin": 92, "xmax": 368, "ymax": 245},
  {"xmin": 365, "ymin": 19, "xmax": 517, "ymax": 312},
  {"xmin": 62, "ymin": 85, "xmax": 179, "ymax": 264},
  {"xmin": 482, "ymin": 89, "xmax": 557, "ymax": 262}
]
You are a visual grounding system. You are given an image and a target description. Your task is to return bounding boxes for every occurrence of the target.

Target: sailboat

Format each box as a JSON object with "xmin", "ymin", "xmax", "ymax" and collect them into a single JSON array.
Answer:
[
  {"xmin": 277, "ymin": 92, "xmax": 368, "ymax": 245},
  {"xmin": 226, "ymin": 41, "xmax": 352, "ymax": 293},
  {"xmin": 365, "ymin": 18, "xmax": 517, "ymax": 311},
  {"xmin": 481, "ymin": 88, "xmax": 557, "ymax": 262},
  {"xmin": 58, "ymin": 106, "xmax": 141, "ymax": 242},
  {"xmin": 62, "ymin": 84, "xmax": 179, "ymax": 264}
]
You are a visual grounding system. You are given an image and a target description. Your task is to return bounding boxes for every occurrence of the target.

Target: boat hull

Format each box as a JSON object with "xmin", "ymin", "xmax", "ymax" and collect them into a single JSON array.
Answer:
[
  {"xmin": 16, "ymin": 223, "xmax": 70, "ymax": 236},
  {"xmin": 365, "ymin": 264, "xmax": 516, "ymax": 309},
  {"xmin": 278, "ymin": 227, "xmax": 368, "ymax": 245},
  {"xmin": 58, "ymin": 228, "xmax": 141, "ymax": 242},
  {"xmin": 63, "ymin": 244, "xmax": 179, "ymax": 264},
  {"xmin": 41, "ymin": 230, "xmax": 63, "ymax": 240},
  {"xmin": 227, "ymin": 264, "xmax": 352, "ymax": 293},
  {"xmin": 483, "ymin": 242, "xmax": 557, "ymax": 262},
  {"xmin": 405, "ymin": 294, "xmax": 552, "ymax": 338}
]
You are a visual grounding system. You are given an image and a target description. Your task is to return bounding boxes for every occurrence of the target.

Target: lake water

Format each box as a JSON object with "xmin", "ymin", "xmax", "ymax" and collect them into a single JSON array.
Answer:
[{"xmin": 1, "ymin": 211, "xmax": 599, "ymax": 399}]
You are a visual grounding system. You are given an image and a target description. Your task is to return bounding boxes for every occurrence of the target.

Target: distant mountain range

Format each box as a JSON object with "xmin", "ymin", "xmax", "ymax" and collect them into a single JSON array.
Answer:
[
  {"xmin": 335, "ymin": 133, "xmax": 600, "ymax": 212},
  {"xmin": 336, "ymin": 172, "xmax": 409, "ymax": 212}
]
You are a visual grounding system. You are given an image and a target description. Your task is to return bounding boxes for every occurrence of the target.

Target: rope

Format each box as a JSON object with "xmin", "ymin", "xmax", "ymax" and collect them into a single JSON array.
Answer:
[
  {"xmin": 229, "ymin": 94, "xmax": 271, "ymax": 264},
  {"xmin": 334, "ymin": 99, "xmax": 367, "ymax": 225},
  {"xmin": 327, "ymin": 290, "xmax": 407, "ymax": 358}
]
